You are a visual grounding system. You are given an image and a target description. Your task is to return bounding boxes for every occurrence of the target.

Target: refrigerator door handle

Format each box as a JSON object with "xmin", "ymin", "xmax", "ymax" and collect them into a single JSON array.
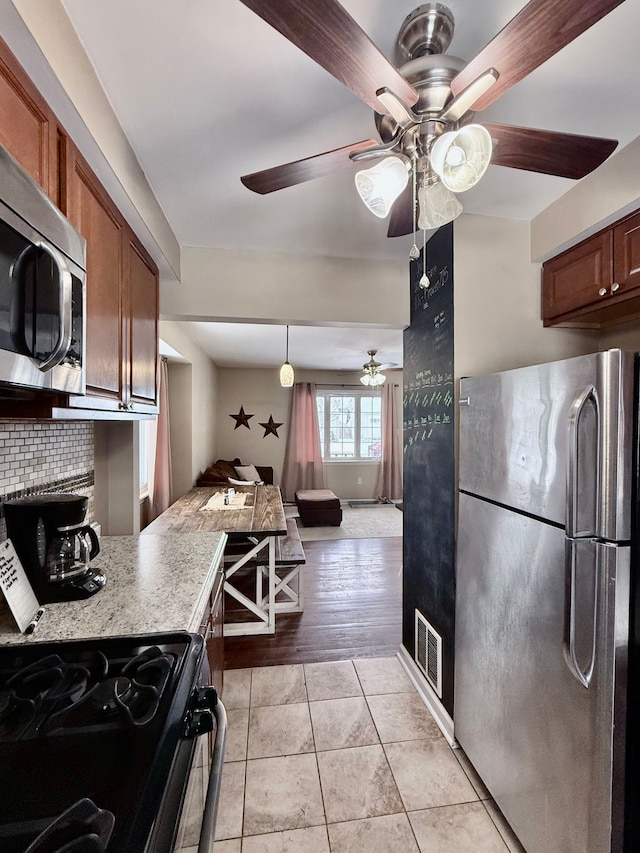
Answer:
[
  {"xmin": 562, "ymin": 539, "xmax": 597, "ymax": 689},
  {"xmin": 566, "ymin": 384, "xmax": 599, "ymax": 539}
]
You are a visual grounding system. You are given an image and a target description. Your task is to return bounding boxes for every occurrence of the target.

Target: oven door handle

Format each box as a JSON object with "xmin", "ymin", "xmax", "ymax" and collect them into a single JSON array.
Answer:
[{"xmin": 197, "ymin": 698, "xmax": 227, "ymax": 853}]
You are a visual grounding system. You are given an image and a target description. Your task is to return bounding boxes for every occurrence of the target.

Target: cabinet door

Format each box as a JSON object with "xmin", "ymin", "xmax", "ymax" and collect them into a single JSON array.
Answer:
[
  {"xmin": 613, "ymin": 210, "xmax": 640, "ymax": 293},
  {"xmin": 542, "ymin": 230, "xmax": 613, "ymax": 322},
  {"xmin": 0, "ymin": 35, "xmax": 58, "ymax": 200},
  {"xmin": 66, "ymin": 144, "xmax": 125, "ymax": 403},
  {"xmin": 125, "ymin": 229, "xmax": 158, "ymax": 410}
]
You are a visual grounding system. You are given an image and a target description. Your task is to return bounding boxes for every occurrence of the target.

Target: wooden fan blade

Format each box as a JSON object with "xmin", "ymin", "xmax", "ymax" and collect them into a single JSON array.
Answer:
[
  {"xmin": 451, "ymin": 0, "xmax": 625, "ymax": 111},
  {"xmin": 241, "ymin": 139, "xmax": 378, "ymax": 194},
  {"xmin": 387, "ymin": 183, "xmax": 414, "ymax": 238},
  {"xmin": 238, "ymin": 0, "xmax": 418, "ymax": 113},
  {"xmin": 485, "ymin": 122, "xmax": 618, "ymax": 179}
]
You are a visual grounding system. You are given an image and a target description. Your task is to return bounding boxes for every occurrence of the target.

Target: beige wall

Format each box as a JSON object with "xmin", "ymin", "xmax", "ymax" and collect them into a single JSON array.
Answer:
[
  {"xmin": 600, "ymin": 321, "xmax": 640, "ymax": 351},
  {"xmin": 214, "ymin": 366, "xmax": 403, "ymax": 500},
  {"xmin": 163, "ymin": 247, "xmax": 409, "ymax": 329},
  {"xmin": 454, "ymin": 214, "xmax": 599, "ymax": 380},
  {"xmin": 159, "ymin": 321, "xmax": 219, "ymax": 497},
  {"xmin": 531, "ymin": 135, "xmax": 640, "ymax": 262}
]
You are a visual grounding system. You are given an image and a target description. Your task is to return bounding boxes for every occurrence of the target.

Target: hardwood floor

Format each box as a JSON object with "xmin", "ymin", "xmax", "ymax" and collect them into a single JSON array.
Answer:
[{"xmin": 223, "ymin": 536, "xmax": 403, "ymax": 670}]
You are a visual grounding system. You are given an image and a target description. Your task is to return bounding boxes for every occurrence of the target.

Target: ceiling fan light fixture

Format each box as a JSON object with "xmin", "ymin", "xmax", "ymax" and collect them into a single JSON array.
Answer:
[
  {"xmin": 418, "ymin": 180, "xmax": 463, "ymax": 230},
  {"xmin": 430, "ymin": 124, "xmax": 492, "ymax": 192},
  {"xmin": 361, "ymin": 371, "xmax": 386, "ymax": 386},
  {"xmin": 355, "ymin": 157, "xmax": 409, "ymax": 218},
  {"xmin": 280, "ymin": 326, "xmax": 295, "ymax": 388}
]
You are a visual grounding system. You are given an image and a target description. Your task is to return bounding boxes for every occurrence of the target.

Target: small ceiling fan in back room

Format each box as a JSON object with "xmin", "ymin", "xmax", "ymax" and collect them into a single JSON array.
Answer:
[
  {"xmin": 341, "ymin": 350, "xmax": 399, "ymax": 386},
  {"xmin": 238, "ymin": 0, "xmax": 622, "ymax": 248}
]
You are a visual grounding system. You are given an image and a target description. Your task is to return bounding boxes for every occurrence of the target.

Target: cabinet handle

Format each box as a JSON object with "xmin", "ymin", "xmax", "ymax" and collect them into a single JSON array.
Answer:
[
  {"xmin": 599, "ymin": 287, "xmax": 607, "ymax": 297},
  {"xmin": 611, "ymin": 282, "xmax": 620, "ymax": 293}
]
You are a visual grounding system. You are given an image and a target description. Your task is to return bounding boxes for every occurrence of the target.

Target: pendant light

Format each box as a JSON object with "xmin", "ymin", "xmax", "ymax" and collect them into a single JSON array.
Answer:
[{"xmin": 279, "ymin": 325, "xmax": 294, "ymax": 387}]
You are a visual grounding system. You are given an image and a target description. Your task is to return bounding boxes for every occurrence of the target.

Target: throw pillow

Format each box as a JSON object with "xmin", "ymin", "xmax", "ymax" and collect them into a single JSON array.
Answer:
[
  {"xmin": 235, "ymin": 464, "xmax": 261, "ymax": 482},
  {"xmin": 229, "ymin": 476, "xmax": 264, "ymax": 486}
]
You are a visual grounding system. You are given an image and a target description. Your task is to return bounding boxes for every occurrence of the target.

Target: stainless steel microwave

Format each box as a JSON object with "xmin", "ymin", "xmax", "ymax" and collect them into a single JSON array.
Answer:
[{"xmin": 0, "ymin": 145, "xmax": 86, "ymax": 396}]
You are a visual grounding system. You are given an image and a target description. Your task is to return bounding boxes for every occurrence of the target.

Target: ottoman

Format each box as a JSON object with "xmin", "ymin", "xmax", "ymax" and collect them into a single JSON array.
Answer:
[{"xmin": 295, "ymin": 489, "xmax": 342, "ymax": 527}]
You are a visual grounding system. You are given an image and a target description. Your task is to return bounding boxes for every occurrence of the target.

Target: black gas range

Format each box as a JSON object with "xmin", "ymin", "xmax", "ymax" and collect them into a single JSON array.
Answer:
[{"xmin": 0, "ymin": 632, "xmax": 226, "ymax": 853}]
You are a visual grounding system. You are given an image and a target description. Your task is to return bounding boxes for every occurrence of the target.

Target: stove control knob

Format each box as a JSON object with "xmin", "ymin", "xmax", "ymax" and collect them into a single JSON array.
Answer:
[
  {"xmin": 184, "ymin": 709, "xmax": 214, "ymax": 738},
  {"xmin": 194, "ymin": 686, "xmax": 219, "ymax": 711}
]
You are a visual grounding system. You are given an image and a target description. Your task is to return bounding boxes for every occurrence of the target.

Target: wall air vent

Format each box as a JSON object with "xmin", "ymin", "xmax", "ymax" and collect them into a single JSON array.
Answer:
[{"xmin": 415, "ymin": 610, "xmax": 442, "ymax": 697}]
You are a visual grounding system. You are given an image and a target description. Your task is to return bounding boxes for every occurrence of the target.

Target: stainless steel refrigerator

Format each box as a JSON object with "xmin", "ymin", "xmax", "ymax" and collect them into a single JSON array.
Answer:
[{"xmin": 455, "ymin": 348, "xmax": 638, "ymax": 853}]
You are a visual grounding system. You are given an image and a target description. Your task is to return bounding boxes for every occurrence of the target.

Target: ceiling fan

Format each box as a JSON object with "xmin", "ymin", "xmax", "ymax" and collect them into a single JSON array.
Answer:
[
  {"xmin": 238, "ymin": 0, "xmax": 622, "ymax": 238},
  {"xmin": 352, "ymin": 350, "xmax": 398, "ymax": 386}
]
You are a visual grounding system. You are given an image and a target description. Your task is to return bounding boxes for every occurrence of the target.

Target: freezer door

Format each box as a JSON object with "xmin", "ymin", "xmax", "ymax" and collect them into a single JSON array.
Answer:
[
  {"xmin": 458, "ymin": 349, "xmax": 633, "ymax": 538},
  {"xmin": 455, "ymin": 494, "xmax": 629, "ymax": 853}
]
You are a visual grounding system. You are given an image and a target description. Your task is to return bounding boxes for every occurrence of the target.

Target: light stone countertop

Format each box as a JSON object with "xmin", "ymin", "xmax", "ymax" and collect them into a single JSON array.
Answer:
[{"xmin": 0, "ymin": 532, "xmax": 226, "ymax": 645}]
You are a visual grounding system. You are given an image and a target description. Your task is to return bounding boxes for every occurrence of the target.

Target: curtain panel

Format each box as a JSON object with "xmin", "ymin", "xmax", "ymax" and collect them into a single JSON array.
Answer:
[
  {"xmin": 151, "ymin": 357, "xmax": 173, "ymax": 518},
  {"xmin": 281, "ymin": 382, "xmax": 325, "ymax": 502},
  {"xmin": 376, "ymin": 381, "xmax": 403, "ymax": 502}
]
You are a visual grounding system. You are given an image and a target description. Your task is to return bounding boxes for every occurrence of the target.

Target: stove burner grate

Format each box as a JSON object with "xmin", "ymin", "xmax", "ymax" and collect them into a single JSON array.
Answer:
[{"xmin": 0, "ymin": 646, "xmax": 175, "ymax": 740}]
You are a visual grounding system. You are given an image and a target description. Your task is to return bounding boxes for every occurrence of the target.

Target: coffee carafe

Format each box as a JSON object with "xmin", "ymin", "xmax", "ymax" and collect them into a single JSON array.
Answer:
[
  {"xmin": 45, "ymin": 522, "xmax": 101, "ymax": 583},
  {"xmin": 4, "ymin": 494, "xmax": 106, "ymax": 603}
]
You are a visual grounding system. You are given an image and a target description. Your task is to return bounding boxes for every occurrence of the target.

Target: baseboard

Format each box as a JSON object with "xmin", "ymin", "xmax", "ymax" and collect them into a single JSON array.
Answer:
[{"xmin": 397, "ymin": 645, "xmax": 456, "ymax": 746}]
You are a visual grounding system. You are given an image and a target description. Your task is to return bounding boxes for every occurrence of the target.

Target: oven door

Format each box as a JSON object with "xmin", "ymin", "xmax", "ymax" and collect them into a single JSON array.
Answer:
[{"xmin": 169, "ymin": 696, "xmax": 227, "ymax": 853}]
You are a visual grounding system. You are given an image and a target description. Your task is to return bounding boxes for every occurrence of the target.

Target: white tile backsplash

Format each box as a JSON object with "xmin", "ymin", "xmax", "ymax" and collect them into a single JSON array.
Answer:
[{"xmin": 0, "ymin": 421, "xmax": 95, "ymax": 539}]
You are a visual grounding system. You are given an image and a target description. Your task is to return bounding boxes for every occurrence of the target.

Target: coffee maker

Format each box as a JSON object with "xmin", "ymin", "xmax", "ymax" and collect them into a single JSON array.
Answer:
[{"xmin": 4, "ymin": 493, "xmax": 105, "ymax": 603}]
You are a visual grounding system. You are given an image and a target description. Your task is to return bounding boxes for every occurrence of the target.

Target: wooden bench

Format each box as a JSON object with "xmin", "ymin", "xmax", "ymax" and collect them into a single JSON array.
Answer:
[
  {"xmin": 258, "ymin": 518, "xmax": 306, "ymax": 613},
  {"xmin": 226, "ymin": 518, "xmax": 306, "ymax": 614}
]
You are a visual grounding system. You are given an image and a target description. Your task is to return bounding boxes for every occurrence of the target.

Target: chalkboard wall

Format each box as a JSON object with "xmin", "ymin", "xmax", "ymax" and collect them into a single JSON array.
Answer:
[{"xmin": 403, "ymin": 222, "xmax": 456, "ymax": 716}]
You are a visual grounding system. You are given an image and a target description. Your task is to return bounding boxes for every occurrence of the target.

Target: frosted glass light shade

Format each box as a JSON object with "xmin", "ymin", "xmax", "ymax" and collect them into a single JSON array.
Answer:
[
  {"xmin": 280, "ymin": 361, "xmax": 294, "ymax": 387},
  {"xmin": 418, "ymin": 180, "xmax": 463, "ymax": 229},
  {"xmin": 355, "ymin": 157, "xmax": 409, "ymax": 218},
  {"xmin": 430, "ymin": 124, "xmax": 492, "ymax": 192},
  {"xmin": 361, "ymin": 371, "xmax": 386, "ymax": 386}
]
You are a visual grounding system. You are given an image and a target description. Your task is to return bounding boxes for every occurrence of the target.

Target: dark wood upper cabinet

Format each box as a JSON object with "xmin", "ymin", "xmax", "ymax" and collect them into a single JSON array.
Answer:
[
  {"xmin": 126, "ymin": 229, "xmax": 159, "ymax": 408},
  {"xmin": 613, "ymin": 210, "xmax": 640, "ymax": 293},
  {"xmin": 543, "ymin": 209, "xmax": 640, "ymax": 328},
  {"xmin": 0, "ymin": 35, "xmax": 58, "ymax": 201},
  {"xmin": 64, "ymin": 142, "xmax": 158, "ymax": 414},
  {"xmin": 0, "ymin": 35, "xmax": 160, "ymax": 416},
  {"xmin": 66, "ymin": 143, "xmax": 125, "ymax": 404}
]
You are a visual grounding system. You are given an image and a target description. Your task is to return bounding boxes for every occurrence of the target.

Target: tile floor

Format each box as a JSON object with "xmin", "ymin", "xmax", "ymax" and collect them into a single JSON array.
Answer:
[{"xmin": 183, "ymin": 656, "xmax": 527, "ymax": 853}]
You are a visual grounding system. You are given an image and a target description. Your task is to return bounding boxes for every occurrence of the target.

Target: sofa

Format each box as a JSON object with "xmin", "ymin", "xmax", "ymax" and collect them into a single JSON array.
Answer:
[{"xmin": 196, "ymin": 458, "xmax": 274, "ymax": 487}]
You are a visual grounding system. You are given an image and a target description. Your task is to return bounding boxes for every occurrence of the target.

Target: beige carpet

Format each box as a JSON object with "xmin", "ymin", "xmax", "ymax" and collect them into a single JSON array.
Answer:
[{"xmin": 285, "ymin": 504, "xmax": 403, "ymax": 541}]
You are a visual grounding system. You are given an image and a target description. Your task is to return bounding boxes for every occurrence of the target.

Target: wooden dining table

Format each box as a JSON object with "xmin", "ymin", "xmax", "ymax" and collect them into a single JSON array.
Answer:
[{"xmin": 144, "ymin": 484, "xmax": 287, "ymax": 636}]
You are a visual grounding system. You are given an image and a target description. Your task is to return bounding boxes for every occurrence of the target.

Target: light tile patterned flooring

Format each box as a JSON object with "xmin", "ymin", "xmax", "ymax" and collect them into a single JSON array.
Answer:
[{"xmin": 188, "ymin": 657, "xmax": 527, "ymax": 853}]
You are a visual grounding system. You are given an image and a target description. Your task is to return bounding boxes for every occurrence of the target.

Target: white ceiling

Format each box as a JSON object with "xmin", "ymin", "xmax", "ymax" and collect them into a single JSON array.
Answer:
[
  {"xmin": 58, "ymin": 0, "xmax": 640, "ymax": 369},
  {"xmin": 184, "ymin": 322, "xmax": 403, "ymax": 373}
]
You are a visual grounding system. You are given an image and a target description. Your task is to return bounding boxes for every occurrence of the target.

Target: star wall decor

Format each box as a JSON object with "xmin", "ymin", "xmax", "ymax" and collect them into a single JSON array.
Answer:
[
  {"xmin": 229, "ymin": 406, "xmax": 254, "ymax": 430},
  {"xmin": 259, "ymin": 415, "xmax": 283, "ymax": 438}
]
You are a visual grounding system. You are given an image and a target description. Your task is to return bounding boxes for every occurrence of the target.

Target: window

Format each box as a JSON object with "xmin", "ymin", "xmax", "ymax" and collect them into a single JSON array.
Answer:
[
  {"xmin": 139, "ymin": 419, "xmax": 157, "ymax": 498},
  {"xmin": 316, "ymin": 389, "xmax": 382, "ymax": 461}
]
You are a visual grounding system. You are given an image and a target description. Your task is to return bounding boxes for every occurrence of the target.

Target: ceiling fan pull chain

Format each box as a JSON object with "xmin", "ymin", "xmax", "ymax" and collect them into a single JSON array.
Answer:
[
  {"xmin": 419, "ymin": 221, "xmax": 430, "ymax": 290},
  {"xmin": 409, "ymin": 155, "xmax": 420, "ymax": 260}
]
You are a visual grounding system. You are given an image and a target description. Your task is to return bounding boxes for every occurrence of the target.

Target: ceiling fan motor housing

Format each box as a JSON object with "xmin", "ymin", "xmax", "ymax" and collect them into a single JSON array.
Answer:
[
  {"xmin": 375, "ymin": 53, "xmax": 467, "ymax": 143},
  {"xmin": 376, "ymin": 5, "xmax": 467, "ymax": 145},
  {"xmin": 396, "ymin": 4, "xmax": 455, "ymax": 63}
]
